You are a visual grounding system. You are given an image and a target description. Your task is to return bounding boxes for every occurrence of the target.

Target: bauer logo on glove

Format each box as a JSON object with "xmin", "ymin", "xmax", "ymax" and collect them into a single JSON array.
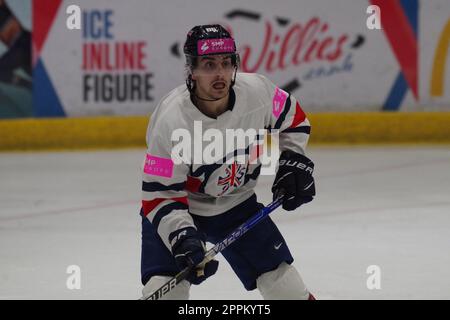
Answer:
[{"xmin": 272, "ymin": 150, "xmax": 316, "ymax": 211}]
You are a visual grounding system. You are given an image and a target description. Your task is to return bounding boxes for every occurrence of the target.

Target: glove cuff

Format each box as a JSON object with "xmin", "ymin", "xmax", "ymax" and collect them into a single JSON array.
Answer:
[
  {"xmin": 169, "ymin": 227, "xmax": 203, "ymax": 253},
  {"xmin": 279, "ymin": 151, "xmax": 314, "ymax": 174},
  {"xmin": 280, "ymin": 150, "xmax": 311, "ymax": 162}
]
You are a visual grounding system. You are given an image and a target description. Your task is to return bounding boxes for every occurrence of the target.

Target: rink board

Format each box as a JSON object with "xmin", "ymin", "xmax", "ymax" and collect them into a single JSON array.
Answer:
[{"xmin": 1, "ymin": 112, "xmax": 450, "ymax": 151}]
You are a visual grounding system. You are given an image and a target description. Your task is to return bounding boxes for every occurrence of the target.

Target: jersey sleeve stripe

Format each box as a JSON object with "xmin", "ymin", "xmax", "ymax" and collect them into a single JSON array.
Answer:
[
  {"xmin": 289, "ymin": 101, "xmax": 307, "ymax": 129},
  {"xmin": 282, "ymin": 126, "xmax": 311, "ymax": 134},
  {"xmin": 274, "ymin": 94, "xmax": 292, "ymax": 130},
  {"xmin": 142, "ymin": 196, "xmax": 188, "ymax": 217},
  {"xmin": 142, "ymin": 181, "xmax": 186, "ymax": 192}
]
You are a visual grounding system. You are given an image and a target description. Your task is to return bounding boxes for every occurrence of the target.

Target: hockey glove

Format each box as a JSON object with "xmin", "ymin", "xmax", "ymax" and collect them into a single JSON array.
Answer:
[
  {"xmin": 272, "ymin": 150, "xmax": 316, "ymax": 211},
  {"xmin": 170, "ymin": 227, "xmax": 219, "ymax": 285}
]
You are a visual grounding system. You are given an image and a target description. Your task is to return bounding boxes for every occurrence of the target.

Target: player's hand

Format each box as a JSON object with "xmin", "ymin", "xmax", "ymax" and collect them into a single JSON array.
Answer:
[
  {"xmin": 170, "ymin": 228, "xmax": 219, "ymax": 285},
  {"xmin": 271, "ymin": 150, "xmax": 316, "ymax": 211}
]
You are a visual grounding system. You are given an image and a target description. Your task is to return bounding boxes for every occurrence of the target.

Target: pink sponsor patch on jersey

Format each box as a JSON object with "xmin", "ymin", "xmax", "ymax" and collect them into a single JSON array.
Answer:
[
  {"xmin": 144, "ymin": 154, "xmax": 174, "ymax": 178},
  {"xmin": 197, "ymin": 38, "xmax": 235, "ymax": 55},
  {"xmin": 272, "ymin": 87, "xmax": 288, "ymax": 119}
]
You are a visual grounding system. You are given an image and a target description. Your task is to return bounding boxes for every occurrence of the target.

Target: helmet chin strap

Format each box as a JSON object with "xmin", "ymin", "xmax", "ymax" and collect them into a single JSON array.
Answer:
[{"xmin": 194, "ymin": 93, "xmax": 227, "ymax": 102}]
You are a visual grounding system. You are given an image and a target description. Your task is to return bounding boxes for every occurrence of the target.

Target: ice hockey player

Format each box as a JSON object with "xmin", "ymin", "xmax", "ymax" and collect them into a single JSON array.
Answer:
[{"xmin": 140, "ymin": 24, "xmax": 316, "ymax": 300}]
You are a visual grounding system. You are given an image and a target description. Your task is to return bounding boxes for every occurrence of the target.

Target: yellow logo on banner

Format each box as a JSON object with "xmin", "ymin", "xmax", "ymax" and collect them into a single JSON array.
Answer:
[{"xmin": 430, "ymin": 19, "xmax": 450, "ymax": 97}]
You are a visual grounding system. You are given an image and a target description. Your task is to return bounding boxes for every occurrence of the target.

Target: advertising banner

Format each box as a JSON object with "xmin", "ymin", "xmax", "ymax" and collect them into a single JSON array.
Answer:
[{"xmin": 1, "ymin": 0, "xmax": 449, "ymax": 118}]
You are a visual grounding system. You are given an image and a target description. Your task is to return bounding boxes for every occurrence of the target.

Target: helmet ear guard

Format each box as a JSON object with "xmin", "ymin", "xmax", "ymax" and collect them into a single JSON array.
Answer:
[{"xmin": 186, "ymin": 73, "xmax": 195, "ymax": 93}]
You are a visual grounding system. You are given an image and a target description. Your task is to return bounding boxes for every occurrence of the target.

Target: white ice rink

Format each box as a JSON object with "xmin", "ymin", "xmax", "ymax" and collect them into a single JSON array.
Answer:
[{"xmin": 1, "ymin": 146, "xmax": 450, "ymax": 300}]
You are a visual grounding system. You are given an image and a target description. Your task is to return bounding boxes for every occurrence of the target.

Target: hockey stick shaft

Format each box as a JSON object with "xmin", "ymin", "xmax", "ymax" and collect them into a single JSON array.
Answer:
[{"xmin": 142, "ymin": 196, "xmax": 284, "ymax": 300}]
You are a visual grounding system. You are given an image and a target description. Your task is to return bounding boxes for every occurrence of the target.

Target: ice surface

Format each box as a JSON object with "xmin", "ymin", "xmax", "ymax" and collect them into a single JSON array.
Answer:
[{"xmin": 1, "ymin": 146, "xmax": 449, "ymax": 299}]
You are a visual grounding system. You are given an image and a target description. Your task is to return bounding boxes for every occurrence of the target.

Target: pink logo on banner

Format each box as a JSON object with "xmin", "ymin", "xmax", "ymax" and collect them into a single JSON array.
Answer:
[
  {"xmin": 197, "ymin": 38, "xmax": 235, "ymax": 55},
  {"xmin": 144, "ymin": 154, "xmax": 174, "ymax": 178},
  {"xmin": 272, "ymin": 87, "xmax": 288, "ymax": 118}
]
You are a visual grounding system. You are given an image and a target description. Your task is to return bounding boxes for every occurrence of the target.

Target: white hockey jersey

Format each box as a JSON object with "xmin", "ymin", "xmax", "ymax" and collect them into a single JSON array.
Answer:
[{"xmin": 141, "ymin": 73, "xmax": 311, "ymax": 249}]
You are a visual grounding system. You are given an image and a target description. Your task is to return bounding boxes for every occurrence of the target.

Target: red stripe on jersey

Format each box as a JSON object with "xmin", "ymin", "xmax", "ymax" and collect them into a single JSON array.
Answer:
[
  {"xmin": 185, "ymin": 176, "xmax": 202, "ymax": 193},
  {"xmin": 142, "ymin": 197, "xmax": 188, "ymax": 217},
  {"xmin": 289, "ymin": 101, "xmax": 306, "ymax": 128},
  {"xmin": 249, "ymin": 143, "xmax": 264, "ymax": 163}
]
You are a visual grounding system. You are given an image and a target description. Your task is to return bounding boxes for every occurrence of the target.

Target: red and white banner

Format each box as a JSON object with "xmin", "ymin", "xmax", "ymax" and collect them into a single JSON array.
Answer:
[{"xmin": 31, "ymin": 0, "xmax": 450, "ymax": 116}]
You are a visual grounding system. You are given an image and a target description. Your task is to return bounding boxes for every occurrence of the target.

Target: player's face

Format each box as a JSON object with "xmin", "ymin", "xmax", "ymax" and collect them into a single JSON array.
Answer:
[{"xmin": 192, "ymin": 55, "xmax": 235, "ymax": 100}]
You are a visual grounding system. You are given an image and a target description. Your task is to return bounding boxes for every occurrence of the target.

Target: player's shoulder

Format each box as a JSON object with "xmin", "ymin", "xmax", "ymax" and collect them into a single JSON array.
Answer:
[
  {"xmin": 235, "ymin": 72, "xmax": 274, "ymax": 89},
  {"xmin": 156, "ymin": 84, "xmax": 189, "ymax": 114},
  {"xmin": 150, "ymin": 84, "xmax": 190, "ymax": 129},
  {"xmin": 235, "ymin": 72, "xmax": 277, "ymax": 97},
  {"xmin": 235, "ymin": 73, "xmax": 277, "ymax": 107}
]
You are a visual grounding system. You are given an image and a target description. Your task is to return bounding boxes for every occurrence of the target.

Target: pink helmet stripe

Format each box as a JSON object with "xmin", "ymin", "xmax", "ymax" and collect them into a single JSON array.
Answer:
[{"xmin": 197, "ymin": 38, "xmax": 235, "ymax": 56}]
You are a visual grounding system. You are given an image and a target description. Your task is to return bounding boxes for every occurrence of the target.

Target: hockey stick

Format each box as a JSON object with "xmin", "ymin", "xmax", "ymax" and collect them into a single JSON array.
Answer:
[{"xmin": 141, "ymin": 196, "xmax": 284, "ymax": 300}]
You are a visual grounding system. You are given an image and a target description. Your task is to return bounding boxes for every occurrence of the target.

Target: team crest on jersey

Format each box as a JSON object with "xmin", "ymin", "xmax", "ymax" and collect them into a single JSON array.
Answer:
[{"xmin": 217, "ymin": 162, "xmax": 247, "ymax": 196}]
